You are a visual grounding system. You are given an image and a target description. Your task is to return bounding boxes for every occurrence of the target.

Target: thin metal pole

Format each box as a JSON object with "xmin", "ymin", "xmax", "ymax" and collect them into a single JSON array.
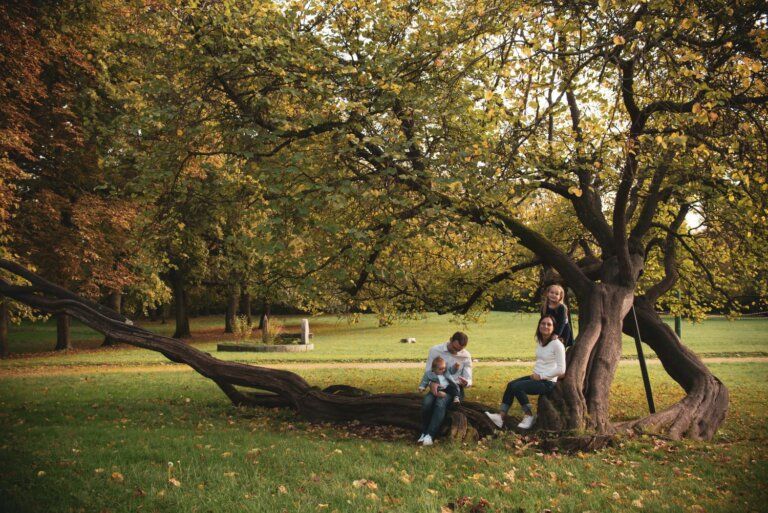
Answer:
[{"xmin": 631, "ymin": 305, "xmax": 655, "ymax": 414}]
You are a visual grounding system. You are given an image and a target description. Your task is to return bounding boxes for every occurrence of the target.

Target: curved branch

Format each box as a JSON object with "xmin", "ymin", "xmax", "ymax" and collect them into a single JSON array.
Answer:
[{"xmin": 644, "ymin": 205, "xmax": 688, "ymax": 303}]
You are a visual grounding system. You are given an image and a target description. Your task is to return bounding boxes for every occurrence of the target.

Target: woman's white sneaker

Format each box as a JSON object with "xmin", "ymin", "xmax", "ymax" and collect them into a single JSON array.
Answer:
[
  {"xmin": 517, "ymin": 415, "xmax": 536, "ymax": 430},
  {"xmin": 417, "ymin": 433, "xmax": 426, "ymax": 443},
  {"xmin": 485, "ymin": 412, "xmax": 504, "ymax": 428},
  {"xmin": 421, "ymin": 435, "xmax": 433, "ymax": 446}
]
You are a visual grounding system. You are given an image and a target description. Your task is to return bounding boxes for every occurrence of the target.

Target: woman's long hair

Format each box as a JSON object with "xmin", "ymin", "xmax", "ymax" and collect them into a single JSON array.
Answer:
[{"xmin": 535, "ymin": 315, "xmax": 559, "ymax": 346}]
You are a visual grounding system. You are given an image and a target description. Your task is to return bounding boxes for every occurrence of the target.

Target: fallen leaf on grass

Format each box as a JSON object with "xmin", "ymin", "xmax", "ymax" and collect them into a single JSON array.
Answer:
[
  {"xmin": 36, "ymin": 471, "xmax": 46, "ymax": 477},
  {"xmin": 352, "ymin": 479, "xmax": 378, "ymax": 490},
  {"xmin": 110, "ymin": 472, "xmax": 124, "ymax": 483},
  {"xmin": 278, "ymin": 485, "xmax": 288, "ymax": 494},
  {"xmin": 631, "ymin": 499, "xmax": 643, "ymax": 508},
  {"xmin": 168, "ymin": 478, "xmax": 181, "ymax": 487}
]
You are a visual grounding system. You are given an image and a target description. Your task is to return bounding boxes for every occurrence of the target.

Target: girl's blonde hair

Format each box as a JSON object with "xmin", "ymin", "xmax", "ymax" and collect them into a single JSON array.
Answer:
[
  {"xmin": 431, "ymin": 356, "xmax": 446, "ymax": 372},
  {"xmin": 541, "ymin": 284, "xmax": 566, "ymax": 314}
]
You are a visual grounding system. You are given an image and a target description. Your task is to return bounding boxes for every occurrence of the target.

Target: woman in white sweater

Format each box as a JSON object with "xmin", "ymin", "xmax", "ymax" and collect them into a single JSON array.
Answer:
[{"xmin": 486, "ymin": 315, "xmax": 566, "ymax": 430}]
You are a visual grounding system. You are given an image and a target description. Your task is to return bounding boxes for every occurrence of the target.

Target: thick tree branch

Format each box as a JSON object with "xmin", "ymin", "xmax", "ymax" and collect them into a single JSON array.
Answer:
[{"xmin": 645, "ymin": 204, "xmax": 688, "ymax": 303}]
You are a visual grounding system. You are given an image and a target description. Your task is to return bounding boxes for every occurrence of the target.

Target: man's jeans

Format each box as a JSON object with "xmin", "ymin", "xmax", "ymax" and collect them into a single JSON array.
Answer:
[{"xmin": 500, "ymin": 376, "xmax": 555, "ymax": 413}]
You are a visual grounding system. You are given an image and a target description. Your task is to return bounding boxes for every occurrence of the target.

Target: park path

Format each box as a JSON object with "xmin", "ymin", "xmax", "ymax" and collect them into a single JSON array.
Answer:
[{"xmin": 1, "ymin": 356, "xmax": 766, "ymax": 378}]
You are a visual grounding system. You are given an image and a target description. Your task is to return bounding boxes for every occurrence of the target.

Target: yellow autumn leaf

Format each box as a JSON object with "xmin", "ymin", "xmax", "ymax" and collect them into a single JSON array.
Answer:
[
  {"xmin": 168, "ymin": 477, "xmax": 181, "ymax": 487},
  {"xmin": 613, "ymin": 35, "xmax": 625, "ymax": 45}
]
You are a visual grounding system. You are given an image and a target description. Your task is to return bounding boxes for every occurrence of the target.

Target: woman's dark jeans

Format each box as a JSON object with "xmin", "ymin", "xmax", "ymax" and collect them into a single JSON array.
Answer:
[{"xmin": 500, "ymin": 376, "xmax": 555, "ymax": 413}]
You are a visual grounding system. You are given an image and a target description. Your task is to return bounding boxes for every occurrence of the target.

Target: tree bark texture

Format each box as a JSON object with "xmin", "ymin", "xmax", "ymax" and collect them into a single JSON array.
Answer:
[
  {"xmin": 101, "ymin": 290, "xmax": 122, "ymax": 347},
  {"xmin": 55, "ymin": 313, "xmax": 71, "ymax": 350},
  {"xmin": 169, "ymin": 270, "xmax": 191, "ymax": 339}
]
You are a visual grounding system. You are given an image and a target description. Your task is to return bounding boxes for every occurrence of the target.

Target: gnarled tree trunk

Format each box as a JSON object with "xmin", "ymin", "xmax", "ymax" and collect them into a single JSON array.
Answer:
[
  {"xmin": 616, "ymin": 296, "xmax": 728, "ymax": 439},
  {"xmin": 538, "ymin": 282, "xmax": 634, "ymax": 433}
]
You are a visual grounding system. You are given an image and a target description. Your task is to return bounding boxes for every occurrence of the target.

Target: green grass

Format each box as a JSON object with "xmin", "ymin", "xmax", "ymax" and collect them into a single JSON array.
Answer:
[
  {"xmin": 1, "ymin": 363, "xmax": 766, "ymax": 512},
  {"xmin": 4, "ymin": 312, "xmax": 768, "ymax": 368}
]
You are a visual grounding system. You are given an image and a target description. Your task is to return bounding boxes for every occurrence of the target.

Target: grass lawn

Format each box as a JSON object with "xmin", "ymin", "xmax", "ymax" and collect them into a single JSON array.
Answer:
[
  {"xmin": 1, "ymin": 362, "xmax": 766, "ymax": 512},
  {"xmin": 3, "ymin": 312, "xmax": 768, "ymax": 368}
]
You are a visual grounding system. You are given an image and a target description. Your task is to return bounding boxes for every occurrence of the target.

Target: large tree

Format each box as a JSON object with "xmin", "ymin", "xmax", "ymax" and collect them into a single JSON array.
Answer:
[
  {"xmin": 141, "ymin": 0, "xmax": 763, "ymax": 439},
  {"xmin": 4, "ymin": 0, "xmax": 766, "ymax": 441}
]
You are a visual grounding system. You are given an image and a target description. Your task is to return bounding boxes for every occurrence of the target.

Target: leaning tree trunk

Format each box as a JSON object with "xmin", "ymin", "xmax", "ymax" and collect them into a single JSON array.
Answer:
[
  {"xmin": 0, "ymin": 260, "xmax": 496, "ymax": 442},
  {"xmin": 538, "ymin": 283, "xmax": 634, "ymax": 433},
  {"xmin": 615, "ymin": 296, "xmax": 728, "ymax": 439},
  {"xmin": 101, "ymin": 290, "xmax": 122, "ymax": 347}
]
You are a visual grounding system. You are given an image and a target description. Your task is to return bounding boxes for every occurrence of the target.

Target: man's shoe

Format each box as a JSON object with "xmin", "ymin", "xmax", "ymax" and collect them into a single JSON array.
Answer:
[
  {"xmin": 421, "ymin": 435, "xmax": 433, "ymax": 446},
  {"xmin": 485, "ymin": 412, "xmax": 504, "ymax": 429},
  {"xmin": 417, "ymin": 433, "xmax": 426, "ymax": 443},
  {"xmin": 517, "ymin": 415, "xmax": 536, "ymax": 430}
]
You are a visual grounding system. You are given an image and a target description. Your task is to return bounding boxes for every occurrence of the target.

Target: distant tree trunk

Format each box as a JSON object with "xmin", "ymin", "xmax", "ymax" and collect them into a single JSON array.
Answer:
[
  {"xmin": 55, "ymin": 313, "xmax": 72, "ymax": 350},
  {"xmin": 258, "ymin": 299, "xmax": 270, "ymax": 330},
  {"xmin": 101, "ymin": 290, "xmax": 122, "ymax": 347},
  {"xmin": 224, "ymin": 283, "xmax": 239, "ymax": 333},
  {"xmin": 241, "ymin": 290, "xmax": 252, "ymax": 325},
  {"xmin": 0, "ymin": 298, "xmax": 9, "ymax": 358},
  {"xmin": 169, "ymin": 270, "xmax": 191, "ymax": 339}
]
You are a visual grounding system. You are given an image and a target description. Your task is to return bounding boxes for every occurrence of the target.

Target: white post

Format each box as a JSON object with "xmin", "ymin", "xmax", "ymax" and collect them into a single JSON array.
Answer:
[{"xmin": 301, "ymin": 318, "xmax": 310, "ymax": 345}]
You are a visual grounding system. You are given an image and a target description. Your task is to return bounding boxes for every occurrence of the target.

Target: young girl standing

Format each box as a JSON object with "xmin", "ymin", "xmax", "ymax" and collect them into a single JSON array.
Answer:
[
  {"xmin": 542, "ymin": 284, "xmax": 573, "ymax": 348},
  {"xmin": 485, "ymin": 315, "xmax": 566, "ymax": 429}
]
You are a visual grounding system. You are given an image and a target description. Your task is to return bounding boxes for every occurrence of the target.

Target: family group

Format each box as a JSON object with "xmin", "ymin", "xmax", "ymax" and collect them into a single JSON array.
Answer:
[{"xmin": 416, "ymin": 284, "xmax": 573, "ymax": 446}]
